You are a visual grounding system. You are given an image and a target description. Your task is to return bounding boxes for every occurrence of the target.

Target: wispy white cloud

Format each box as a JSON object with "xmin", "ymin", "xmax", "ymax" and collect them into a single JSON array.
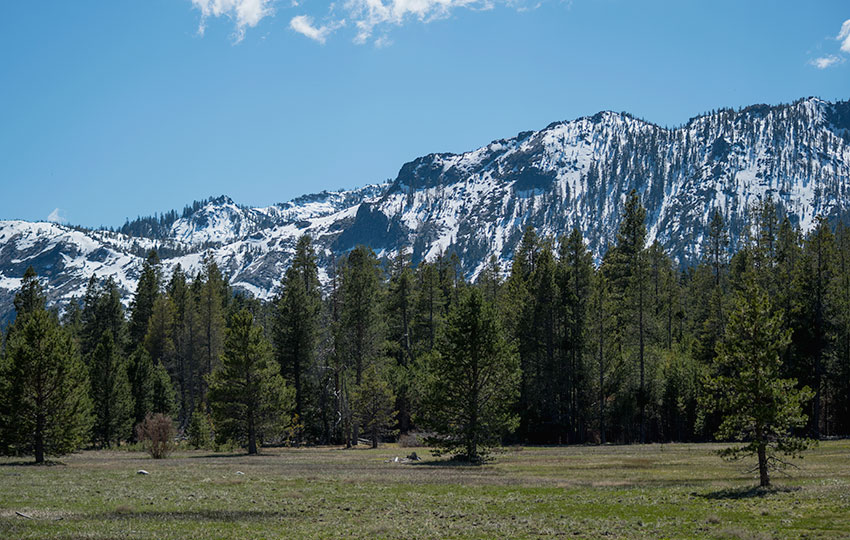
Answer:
[
  {"xmin": 47, "ymin": 208, "xmax": 66, "ymax": 224},
  {"xmin": 838, "ymin": 19, "xmax": 850, "ymax": 53},
  {"xmin": 190, "ymin": 0, "xmax": 530, "ymax": 44},
  {"xmin": 808, "ymin": 19, "xmax": 850, "ymax": 69},
  {"xmin": 190, "ymin": 0, "xmax": 275, "ymax": 42},
  {"xmin": 344, "ymin": 0, "xmax": 483, "ymax": 44},
  {"xmin": 289, "ymin": 15, "xmax": 344, "ymax": 43},
  {"xmin": 810, "ymin": 55, "xmax": 845, "ymax": 70}
]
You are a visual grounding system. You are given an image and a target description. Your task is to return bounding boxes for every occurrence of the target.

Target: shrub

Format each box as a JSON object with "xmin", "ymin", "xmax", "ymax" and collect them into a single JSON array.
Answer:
[
  {"xmin": 398, "ymin": 432, "xmax": 429, "ymax": 448},
  {"xmin": 135, "ymin": 414, "xmax": 175, "ymax": 459}
]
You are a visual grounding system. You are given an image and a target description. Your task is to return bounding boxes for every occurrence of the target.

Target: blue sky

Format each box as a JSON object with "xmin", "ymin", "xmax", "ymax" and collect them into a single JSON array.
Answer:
[{"xmin": 1, "ymin": 1, "xmax": 848, "ymax": 228}]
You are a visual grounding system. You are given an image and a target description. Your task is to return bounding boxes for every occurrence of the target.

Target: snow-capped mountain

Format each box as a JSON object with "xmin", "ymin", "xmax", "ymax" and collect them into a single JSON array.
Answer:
[{"xmin": 1, "ymin": 97, "xmax": 848, "ymax": 324}]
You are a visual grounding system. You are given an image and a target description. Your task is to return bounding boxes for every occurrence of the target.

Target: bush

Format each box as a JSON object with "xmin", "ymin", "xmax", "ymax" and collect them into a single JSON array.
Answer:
[
  {"xmin": 187, "ymin": 411, "xmax": 213, "ymax": 450},
  {"xmin": 398, "ymin": 431, "xmax": 430, "ymax": 448},
  {"xmin": 135, "ymin": 414, "xmax": 175, "ymax": 459}
]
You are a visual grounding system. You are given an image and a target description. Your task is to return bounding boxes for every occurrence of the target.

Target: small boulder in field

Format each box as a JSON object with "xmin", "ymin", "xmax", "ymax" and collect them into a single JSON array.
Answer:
[{"xmin": 137, "ymin": 470, "xmax": 149, "ymax": 475}]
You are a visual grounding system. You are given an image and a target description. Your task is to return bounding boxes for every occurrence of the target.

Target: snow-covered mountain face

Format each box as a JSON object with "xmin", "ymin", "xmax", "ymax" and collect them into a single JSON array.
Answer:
[{"xmin": 1, "ymin": 97, "xmax": 848, "ymax": 324}]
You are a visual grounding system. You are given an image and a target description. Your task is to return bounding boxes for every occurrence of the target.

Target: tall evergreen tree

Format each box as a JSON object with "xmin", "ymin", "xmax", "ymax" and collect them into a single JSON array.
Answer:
[
  {"xmin": 273, "ymin": 235, "xmax": 321, "ymax": 440},
  {"xmin": 90, "ymin": 330, "xmax": 134, "ymax": 447},
  {"xmin": 385, "ymin": 248, "xmax": 416, "ymax": 433},
  {"xmin": 338, "ymin": 246, "xmax": 385, "ymax": 386},
  {"xmin": 423, "ymin": 288, "xmax": 519, "ymax": 463},
  {"xmin": 517, "ymin": 241, "xmax": 558, "ymax": 442},
  {"xmin": 127, "ymin": 347, "xmax": 155, "ymax": 430},
  {"xmin": 588, "ymin": 265, "xmax": 619, "ymax": 444},
  {"xmin": 557, "ymin": 228, "xmax": 594, "ymax": 443},
  {"xmin": 197, "ymin": 255, "xmax": 226, "ymax": 406},
  {"xmin": 128, "ymin": 250, "xmax": 161, "ymax": 351},
  {"xmin": 167, "ymin": 264, "xmax": 202, "ymax": 423},
  {"xmin": 352, "ymin": 362, "xmax": 397, "ymax": 448},
  {"xmin": 0, "ymin": 273, "xmax": 91, "ymax": 463},
  {"xmin": 706, "ymin": 211, "xmax": 729, "ymax": 283},
  {"xmin": 335, "ymin": 246, "xmax": 385, "ymax": 445},
  {"xmin": 702, "ymin": 279, "xmax": 813, "ymax": 487},
  {"xmin": 504, "ymin": 226, "xmax": 539, "ymax": 440},
  {"xmin": 830, "ymin": 223, "xmax": 850, "ymax": 435},
  {"xmin": 792, "ymin": 217, "xmax": 836, "ymax": 437},
  {"xmin": 12, "ymin": 266, "xmax": 45, "ymax": 320},
  {"xmin": 208, "ymin": 309, "xmax": 293, "ymax": 454},
  {"xmin": 80, "ymin": 276, "xmax": 127, "ymax": 363},
  {"xmin": 606, "ymin": 190, "xmax": 649, "ymax": 442},
  {"xmin": 413, "ymin": 261, "xmax": 444, "ymax": 353},
  {"xmin": 477, "ymin": 255, "xmax": 503, "ymax": 306}
]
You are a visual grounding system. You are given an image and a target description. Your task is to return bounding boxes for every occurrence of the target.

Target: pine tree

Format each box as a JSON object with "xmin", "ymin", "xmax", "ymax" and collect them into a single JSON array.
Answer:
[
  {"xmin": 504, "ymin": 226, "xmax": 538, "ymax": 440},
  {"xmin": 706, "ymin": 210, "xmax": 729, "ymax": 287},
  {"xmin": 792, "ymin": 216, "xmax": 836, "ymax": 437},
  {"xmin": 0, "ymin": 273, "xmax": 91, "ymax": 463},
  {"xmin": 606, "ymin": 190, "xmax": 650, "ymax": 442},
  {"xmin": 413, "ymin": 261, "xmax": 444, "ymax": 353},
  {"xmin": 80, "ymin": 276, "xmax": 127, "ymax": 363},
  {"xmin": 143, "ymin": 295, "xmax": 177, "ymax": 414},
  {"xmin": 692, "ymin": 211, "xmax": 730, "ymax": 369},
  {"xmin": 336, "ymin": 246, "xmax": 385, "ymax": 445},
  {"xmin": 385, "ymin": 248, "xmax": 416, "ymax": 433},
  {"xmin": 12, "ymin": 266, "xmax": 45, "ymax": 320},
  {"xmin": 477, "ymin": 255, "xmax": 502, "ymax": 305},
  {"xmin": 352, "ymin": 362, "xmax": 397, "ymax": 448},
  {"xmin": 518, "ymin": 241, "xmax": 558, "ymax": 442},
  {"xmin": 558, "ymin": 228, "xmax": 594, "ymax": 443},
  {"xmin": 208, "ymin": 310, "xmax": 294, "ymax": 454},
  {"xmin": 197, "ymin": 255, "xmax": 226, "ymax": 406},
  {"xmin": 702, "ymin": 279, "xmax": 813, "ymax": 487},
  {"xmin": 273, "ymin": 235, "xmax": 321, "ymax": 441},
  {"xmin": 187, "ymin": 410, "xmax": 213, "ymax": 449},
  {"xmin": 128, "ymin": 250, "xmax": 161, "ymax": 351},
  {"xmin": 423, "ymin": 288, "xmax": 519, "ymax": 463},
  {"xmin": 127, "ymin": 347, "xmax": 155, "ymax": 429},
  {"xmin": 150, "ymin": 359, "xmax": 177, "ymax": 417},
  {"xmin": 830, "ymin": 223, "xmax": 850, "ymax": 435},
  {"xmin": 90, "ymin": 330, "xmax": 134, "ymax": 447},
  {"xmin": 588, "ymin": 267, "xmax": 617, "ymax": 444}
]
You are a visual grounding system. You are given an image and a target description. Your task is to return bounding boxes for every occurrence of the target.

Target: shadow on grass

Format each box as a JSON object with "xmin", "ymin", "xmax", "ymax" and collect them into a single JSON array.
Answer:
[
  {"xmin": 186, "ymin": 452, "xmax": 249, "ymax": 459},
  {"xmin": 95, "ymin": 510, "xmax": 290, "ymax": 522},
  {"xmin": 698, "ymin": 485, "xmax": 800, "ymax": 500},
  {"xmin": 0, "ymin": 460, "xmax": 65, "ymax": 467},
  {"xmin": 410, "ymin": 458, "xmax": 488, "ymax": 468}
]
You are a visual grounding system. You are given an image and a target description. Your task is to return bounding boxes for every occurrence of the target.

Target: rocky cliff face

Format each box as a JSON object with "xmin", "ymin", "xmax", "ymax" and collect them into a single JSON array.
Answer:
[{"xmin": 1, "ymin": 97, "xmax": 848, "ymax": 323}]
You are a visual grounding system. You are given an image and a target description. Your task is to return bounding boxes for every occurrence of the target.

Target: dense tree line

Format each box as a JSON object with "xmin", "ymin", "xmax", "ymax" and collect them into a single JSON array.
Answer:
[{"xmin": 0, "ymin": 191, "xmax": 845, "ymax": 468}]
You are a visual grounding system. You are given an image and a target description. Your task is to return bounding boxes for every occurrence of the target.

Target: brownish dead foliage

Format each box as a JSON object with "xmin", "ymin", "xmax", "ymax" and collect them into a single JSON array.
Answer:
[{"xmin": 135, "ymin": 414, "xmax": 176, "ymax": 459}]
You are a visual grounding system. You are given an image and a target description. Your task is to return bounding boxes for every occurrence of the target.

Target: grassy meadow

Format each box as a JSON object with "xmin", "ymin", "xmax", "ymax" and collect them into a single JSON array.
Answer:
[{"xmin": 1, "ymin": 441, "xmax": 849, "ymax": 539}]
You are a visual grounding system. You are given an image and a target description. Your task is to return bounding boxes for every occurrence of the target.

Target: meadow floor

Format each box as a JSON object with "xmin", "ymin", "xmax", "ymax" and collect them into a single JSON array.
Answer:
[{"xmin": 1, "ymin": 441, "xmax": 849, "ymax": 539}]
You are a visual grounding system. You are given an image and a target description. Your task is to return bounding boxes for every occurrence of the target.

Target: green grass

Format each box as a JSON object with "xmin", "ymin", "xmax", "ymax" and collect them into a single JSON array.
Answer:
[{"xmin": 1, "ymin": 441, "xmax": 849, "ymax": 539}]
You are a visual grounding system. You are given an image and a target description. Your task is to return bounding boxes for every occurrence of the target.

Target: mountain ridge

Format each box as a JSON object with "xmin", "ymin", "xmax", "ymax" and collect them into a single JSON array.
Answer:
[{"xmin": 1, "ymin": 96, "xmax": 848, "ymax": 325}]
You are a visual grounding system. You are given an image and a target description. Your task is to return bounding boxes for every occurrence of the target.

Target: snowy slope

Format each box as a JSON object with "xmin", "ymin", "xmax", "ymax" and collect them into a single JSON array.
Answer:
[{"xmin": 1, "ymin": 97, "xmax": 848, "ymax": 323}]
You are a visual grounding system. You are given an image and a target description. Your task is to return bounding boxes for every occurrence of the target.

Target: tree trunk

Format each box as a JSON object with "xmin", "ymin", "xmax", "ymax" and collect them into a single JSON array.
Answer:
[
  {"xmin": 35, "ymin": 411, "xmax": 45, "ymax": 464},
  {"xmin": 248, "ymin": 416, "xmax": 257, "ymax": 455},
  {"xmin": 247, "ymin": 391, "xmax": 257, "ymax": 454},
  {"xmin": 757, "ymin": 443, "xmax": 770, "ymax": 487}
]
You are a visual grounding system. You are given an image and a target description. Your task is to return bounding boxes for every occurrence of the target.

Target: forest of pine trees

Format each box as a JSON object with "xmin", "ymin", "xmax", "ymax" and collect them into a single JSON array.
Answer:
[{"xmin": 2, "ymin": 191, "xmax": 850, "ymax": 461}]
